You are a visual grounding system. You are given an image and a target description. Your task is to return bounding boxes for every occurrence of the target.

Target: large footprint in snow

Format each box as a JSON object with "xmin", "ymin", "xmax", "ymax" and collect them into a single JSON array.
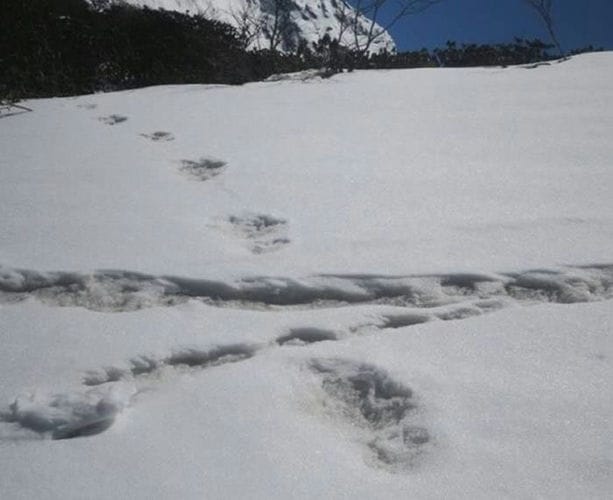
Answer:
[
  {"xmin": 311, "ymin": 358, "xmax": 431, "ymax": 470},
  {"xmin": 98, "ymin": 114, "xmax": 128, "ymax": 125},
  {"xmin": 0, "ymin": 385, "xmax": 136, "ymax": 440},
  {"xmin": 141, "ymin": 131, "xmax": 175, "ymax": 142},
  {"xmin": 228, "ymin": 213, "xmax": 290, "ymax": 254},
  {"xmin": 179, "ymin": 157, "xmax": 227, "ymax": 181}
]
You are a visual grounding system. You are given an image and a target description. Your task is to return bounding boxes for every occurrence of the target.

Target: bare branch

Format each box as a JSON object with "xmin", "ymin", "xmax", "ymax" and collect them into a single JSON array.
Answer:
[
  {"xmin": 264, "ymin": 0, "xmax": 295, "ymax": 51},
  {"xmin": 228, "ymin": 1, "xmax": 264, "ymax": 49},
  {"xmin": 335, "ymin": 0, "xmax": 444, "ymax": 55},
  {"xmin": 523, "ymin": 0, "xmax": 563, "ymax": 56},
  {"xmin": 335, "ymin": 0, "xmax": 351, "ymax": 42}
]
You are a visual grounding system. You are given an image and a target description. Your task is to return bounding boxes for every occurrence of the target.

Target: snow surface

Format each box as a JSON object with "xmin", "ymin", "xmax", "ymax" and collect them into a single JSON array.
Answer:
[{"xmin": 1, "ymin": 53, "xmax": 612, "ymax": 499}]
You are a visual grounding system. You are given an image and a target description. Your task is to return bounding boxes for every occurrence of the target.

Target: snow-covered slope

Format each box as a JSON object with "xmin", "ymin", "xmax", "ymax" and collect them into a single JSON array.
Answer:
[
  {"xmin": 0, "ymin": 54, "xmax": 612, "ymax": 499},
  {"xmin": 100, "ymin": 0, "xmax": 395, "ymax": 52}
]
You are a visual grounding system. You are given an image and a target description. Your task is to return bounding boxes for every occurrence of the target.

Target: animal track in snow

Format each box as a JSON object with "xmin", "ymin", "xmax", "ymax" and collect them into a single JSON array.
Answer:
[
  {"xmin": 435, "ymin": 305, "xmax": 485, "ymax": 321},
  {"xmin": 311, "ymin": 358, "xmax": 430, "ymax": 470},
  {"xmin": 1, "ymin": 344, "xmax": 257, "ymax": 440},
  {"xmin": 6, "ymin": 262, "xmax": 608, "ymax": 445},
  {"xmin": 140, "ymin": 131, "xmax": 175, "ymax": 142},
  {"xmin": 3, "ymin": 259, "xmax": 604, "ymax": 442},
  {"xmin": 179, "ymin": 157, "xmax": 227, "ymax": 181},
  {"xmin": 77, "ymin": 103, "xmax": 97, "ymax": 109},
  {"xmin": 228, "ymin": 213, "xmax": 290, "ymax": 254},
  {"xmin": 98, "ymin": 114, "xmax": 128, "ymax": 125}
]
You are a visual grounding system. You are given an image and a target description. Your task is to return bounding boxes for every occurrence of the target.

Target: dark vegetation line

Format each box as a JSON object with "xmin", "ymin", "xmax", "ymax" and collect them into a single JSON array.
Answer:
[{"xmin": 0, "ymin": 0, "xmax": 602, "ymax": 100}]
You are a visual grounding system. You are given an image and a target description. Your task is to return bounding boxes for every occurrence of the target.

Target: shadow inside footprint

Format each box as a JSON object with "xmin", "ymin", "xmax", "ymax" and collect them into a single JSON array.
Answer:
[
  {"xmin": 166, "ymin": 344, "xmax": 255, "ymax": 368},
  {"xmin": 141, "ymin": 131, "xmax": 174, "ymax": 142},
  {"xmin": 2, "ymin": 390, "xmax": 127, "ymax": 440},
  {"xmin": 229, "ymin": 214, "xmax": 285, "ymax": 233},
  {"xmin": 180, "ymin": 157, "xmax": 227, "ymax": 181},
  {"xmin": 52, "ymin": 414, "xmax": 116, "ymax": 440},
  {"xmin": 99, "ymin": 114, "xmax": 127, "ymax": 125},
  {"xmin": 435, "ymin": 307, "xmax": 482, "ymax": 321},
  {"xmin": 277, "ymin": 328, "xmax": 336, "ymax": 346},
  {"xmin": 252, "ymin": 238, "xmax": 291, "ymax": 254},
  {"xmin": 228, "ymin": 214, "xmax": 290, "ymax": 254},
  {"xmin": 381, "ymin": 314, "xmax": 430, "ymax": 329}
]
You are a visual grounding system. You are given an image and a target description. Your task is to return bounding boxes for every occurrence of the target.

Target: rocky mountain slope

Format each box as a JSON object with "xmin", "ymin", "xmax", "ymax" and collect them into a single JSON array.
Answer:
[{"xmin": 97, "ymin": 0, "xmax": 395, "ymax": 52}]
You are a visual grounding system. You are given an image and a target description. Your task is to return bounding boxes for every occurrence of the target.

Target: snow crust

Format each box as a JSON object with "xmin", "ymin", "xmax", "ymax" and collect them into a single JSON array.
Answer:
[{"xmin": 1, "ymin": 53, "xmax": 612, "ymax": 499}]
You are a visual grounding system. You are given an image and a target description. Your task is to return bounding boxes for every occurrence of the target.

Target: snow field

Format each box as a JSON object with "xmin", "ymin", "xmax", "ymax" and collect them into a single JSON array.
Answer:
[{"xmin": 1, "ymin": 52, "xmax": 612, "ymax": 498}]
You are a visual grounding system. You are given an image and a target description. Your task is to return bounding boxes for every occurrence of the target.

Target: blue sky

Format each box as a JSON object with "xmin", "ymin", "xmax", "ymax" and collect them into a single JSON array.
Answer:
[{"xmin": 375, "ymin": 0, "xmax": 613, "ymax": 52}]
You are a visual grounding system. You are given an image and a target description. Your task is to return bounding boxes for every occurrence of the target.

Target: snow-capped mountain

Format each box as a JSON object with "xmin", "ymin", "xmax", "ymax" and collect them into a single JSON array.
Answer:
[{"xmin": 97, "ymin": 0, "xmax": 395, "ymax": 52}]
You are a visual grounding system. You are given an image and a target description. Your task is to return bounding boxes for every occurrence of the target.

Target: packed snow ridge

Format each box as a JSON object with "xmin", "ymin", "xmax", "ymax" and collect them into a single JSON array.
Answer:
[
  {"xmin": 1, "ymin": 264, "xmax": 611, "ymax": 311},
  {"xmin": 94, "ymin": 0, "xmax": 395, "ymax": 53}
]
